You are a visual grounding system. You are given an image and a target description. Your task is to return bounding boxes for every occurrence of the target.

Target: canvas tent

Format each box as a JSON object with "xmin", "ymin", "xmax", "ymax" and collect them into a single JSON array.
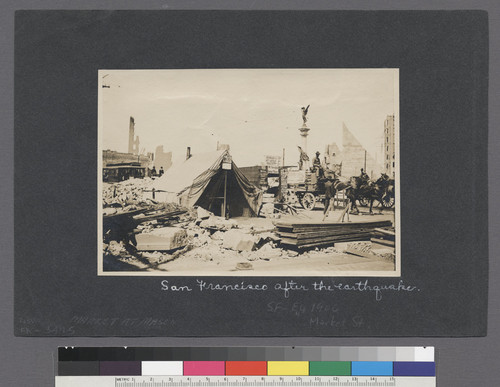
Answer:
[{"xmin": 153, "ymin": 150, "xmax": 263, "ymax": 217}]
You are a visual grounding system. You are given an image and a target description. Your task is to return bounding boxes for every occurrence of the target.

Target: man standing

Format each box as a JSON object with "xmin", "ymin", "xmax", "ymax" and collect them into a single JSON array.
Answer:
[{"xmin": 323, "ymin": 177, "xmax": 335, "ymax": 215}]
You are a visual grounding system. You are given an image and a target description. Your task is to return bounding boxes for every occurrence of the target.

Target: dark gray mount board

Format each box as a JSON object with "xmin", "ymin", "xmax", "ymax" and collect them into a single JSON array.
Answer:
[{"xmin": 14, "ymin": 10, "xmax": 488, "ymax": 336}]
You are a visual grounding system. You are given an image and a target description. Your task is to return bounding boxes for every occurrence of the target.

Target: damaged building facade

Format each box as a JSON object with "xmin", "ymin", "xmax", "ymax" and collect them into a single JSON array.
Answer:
[{"xmin": 324, "ymin": 123, "xmax": 382, "ymax": 178}]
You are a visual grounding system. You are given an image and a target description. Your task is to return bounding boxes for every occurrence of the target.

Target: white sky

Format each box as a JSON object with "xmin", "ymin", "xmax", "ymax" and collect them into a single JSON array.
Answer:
[{"xmin": 99, "ymin": 69, "xmax": 398, "ymax": 167}]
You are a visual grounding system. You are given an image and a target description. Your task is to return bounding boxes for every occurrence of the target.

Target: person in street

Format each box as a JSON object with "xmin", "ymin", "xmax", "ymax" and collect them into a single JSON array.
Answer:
[
  {"xmin": 159, "ymin": 166, "xmax": 164, "ymax": 177},
  {"xmin": 151, "ymin": 166, "xmax": 157, "ymax": 177},
  {"xmin": 323, "ymin": 177, "xmax": 335, "ymax": 215}
]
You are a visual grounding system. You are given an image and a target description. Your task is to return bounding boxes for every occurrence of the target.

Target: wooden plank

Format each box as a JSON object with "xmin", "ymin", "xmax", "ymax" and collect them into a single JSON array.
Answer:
[
  {"xmin": 277, "ymin": 228, "xmax": 383, "ymax": 235},
  {"xmin": 293, "ymin": 233, "xmax": 372, "ymax": 245},
  {"xmin": 291, "ymin": 236, "xmax": 370, "ymax": 249},
  {"xmin": 374, "ymin": 227, "xmax": 396, "ymax": 236},
  {"xmin": 281, "ymin": 233, "xmax": 372, "ymax": 247},
  {"xmin": 371, "ymin": 237, "xmax": 395, "ymax": 247},
  {"xmin": 278, "ymin": 228, "xmax": 383, "ymax": 240},
  {"xmin": 103, "ymin": 208, "xmax": 146, "ymax": 219},
  {"xmin": 132, "ymin": 210, "xmax": 187, "ymax": 224},
  {"xmin": 372, "ymin": 232, "xmax": 395, "ymax": 241},
  {"xmin": 275, "ymin": 220, "xmax": 392, "ymax": 227},
  {"xmin": 275, "ymin": 220, "xmax": 392, "ymax": 231}
]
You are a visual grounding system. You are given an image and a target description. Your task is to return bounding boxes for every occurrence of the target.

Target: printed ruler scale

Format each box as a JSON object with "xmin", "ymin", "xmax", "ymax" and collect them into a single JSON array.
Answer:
[
  {"xmin": 56, "ymin": 376, "xmax": 436, "ymax": 387},
  {"xmin": 56, "ymin": 347, "xmax": 435, "ymax": 387}
]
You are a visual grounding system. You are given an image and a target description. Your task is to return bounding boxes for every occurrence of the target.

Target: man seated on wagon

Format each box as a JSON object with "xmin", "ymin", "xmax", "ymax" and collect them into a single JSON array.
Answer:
[
  {"xmin": 359, "ymin": 168, "xmax": 371, "ymax": 189},
  {"xmin": 312, "ymin": 151, "xmax": 325, "ymax": 178}
]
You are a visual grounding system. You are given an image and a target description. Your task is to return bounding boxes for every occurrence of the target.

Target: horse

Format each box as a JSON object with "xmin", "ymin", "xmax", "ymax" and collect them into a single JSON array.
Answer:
[
  {"xmin": 346, "ymin": 174, "xmax": 390, "ymax": 214},
  {"xmin": 376, "ymin": 173, "xmax": 395, "ymax": 208}
]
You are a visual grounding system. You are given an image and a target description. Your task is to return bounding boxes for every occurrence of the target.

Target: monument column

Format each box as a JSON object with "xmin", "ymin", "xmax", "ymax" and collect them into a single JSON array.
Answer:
[
  {"xmin": 298, "ymin": 123, "xmax": 310, "ymax": 153},
  {"xmin": 298, "ymin": 105, "xmax": 311, "ymax": 170}
]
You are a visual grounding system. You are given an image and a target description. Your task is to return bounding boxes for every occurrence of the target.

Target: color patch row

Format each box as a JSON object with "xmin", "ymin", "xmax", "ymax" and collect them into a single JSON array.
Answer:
[{"xmin": 59, "ymin": 361, "xmax": 435, "ymax": 377}]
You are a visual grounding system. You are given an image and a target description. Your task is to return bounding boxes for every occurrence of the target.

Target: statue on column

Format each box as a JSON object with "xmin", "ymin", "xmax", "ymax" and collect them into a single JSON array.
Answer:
[
  {"xmin": 301, "ymin": 105, "xmax": 310, "ymax": 125},
  {"xmin": 297, "ymin": 146, "xmax": 309, "ymax": 170}
]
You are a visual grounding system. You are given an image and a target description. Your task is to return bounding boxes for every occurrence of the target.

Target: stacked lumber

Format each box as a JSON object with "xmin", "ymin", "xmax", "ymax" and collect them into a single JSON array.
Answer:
[
  {"xmin": 371, "ymin": 227, "xmax": 396, "ymax": 247},
  {"xmin": 132, "ymin": 208, "xmax": 187, "ymax": 224},
  {"xmin": 239, "ymin": 166, "xmax": 268, "ymax": 189},
  {"xmin": 275, "ymin": 220, "xmax": 392, "ymax": 249}
]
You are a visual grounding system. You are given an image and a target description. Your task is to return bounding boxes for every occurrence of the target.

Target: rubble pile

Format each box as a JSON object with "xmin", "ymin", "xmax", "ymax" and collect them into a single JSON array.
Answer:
[
  {"xmin": 198, "ymin": 216, "xmax": 238, "ymax": 231},
  {"xmin": 124, "ymin": 206, "xmax": 308, "ymax": 266},
  {"xmin": 102, "ymin": 178, "xmax": 156, "ymax": 209},
  {"xmin": 103, "ymin": 194, "xmax": 392, "ymax": 269},
  {"xmin": 104, "ymin": 240, "xmax": 127, "ymax": 256}
]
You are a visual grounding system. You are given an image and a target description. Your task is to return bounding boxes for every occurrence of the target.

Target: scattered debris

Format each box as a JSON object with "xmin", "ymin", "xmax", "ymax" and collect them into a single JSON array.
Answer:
[
  {"xmin": 210, "ymin": 231, "xmax": 225, "ymax": 241},
  {"xmin": 259, "ymin": 202, "xmax": 276, "ymax": 217},
  {"xmin": 256, "ymin": 242, "xmax": 282, "ymax": 260},
  {"xmin": 141, "ymin": 251, "xmax": 168, "ymax": 264},
  {"xmin": 345, "ymin": 242, "xmax": 379, "ymax": 259},
  {"xmin": 223, "ymin": 229, "xmax": 258, "ymax": 252},
  {"xmin": 199, "ymin": 216, "xmax": 238, "ymax": 231},
  {"xmin": 102, "ymin": 178, "xmax": 157, "ymax": 208},
  {"xmin": 107, "ymin": 240, "xmax": 126, "ymax": 256},
  {"xmin": 136, "ymin": 227, "xmax": 189, "ymax": 251},
  {"xmin": 196, "ymin": 206, "xmax": 212, "ymax": 220},
  {"xmin": 236, "ymin": 262, "xmax": 254, "ymax": 270}
]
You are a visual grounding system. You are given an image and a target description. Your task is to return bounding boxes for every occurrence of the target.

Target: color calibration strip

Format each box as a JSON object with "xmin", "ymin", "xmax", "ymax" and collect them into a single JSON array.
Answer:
[
  {"xmin": 59, "ymin": 360, "xmax": 434, "ymax": 376},
  {"xmin": 58, "ymin": 347, "xmax": 434, "ymax": 377}
]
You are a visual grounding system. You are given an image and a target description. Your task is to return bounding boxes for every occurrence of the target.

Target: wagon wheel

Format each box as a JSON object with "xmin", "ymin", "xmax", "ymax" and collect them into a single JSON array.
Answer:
[
  {"xmin": 381, "ymin": 193, "xmax": 395, "ymax": 208},
  {"xmin": 300, "ymin": 192, "xmax": 316, "ymax": 210}
]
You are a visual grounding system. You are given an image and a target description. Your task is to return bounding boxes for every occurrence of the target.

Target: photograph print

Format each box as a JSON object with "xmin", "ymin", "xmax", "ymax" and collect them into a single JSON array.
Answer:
[{"xmin": 98, "ymin": 69, "xmax": 400, "ymax": 276}]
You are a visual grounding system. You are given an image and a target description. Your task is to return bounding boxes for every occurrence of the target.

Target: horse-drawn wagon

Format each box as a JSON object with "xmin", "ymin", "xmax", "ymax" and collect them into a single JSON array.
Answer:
[
  {"xmin": 282, "ymin": 167, "xmax": 342, "ymax": 210},
  {"xmin": 355, "ymin": 175, "xmax": 395, "ymax": 210},
  {"xmin": 282, "ymin": 167, "xmax": 394, "ymax": 213}
]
